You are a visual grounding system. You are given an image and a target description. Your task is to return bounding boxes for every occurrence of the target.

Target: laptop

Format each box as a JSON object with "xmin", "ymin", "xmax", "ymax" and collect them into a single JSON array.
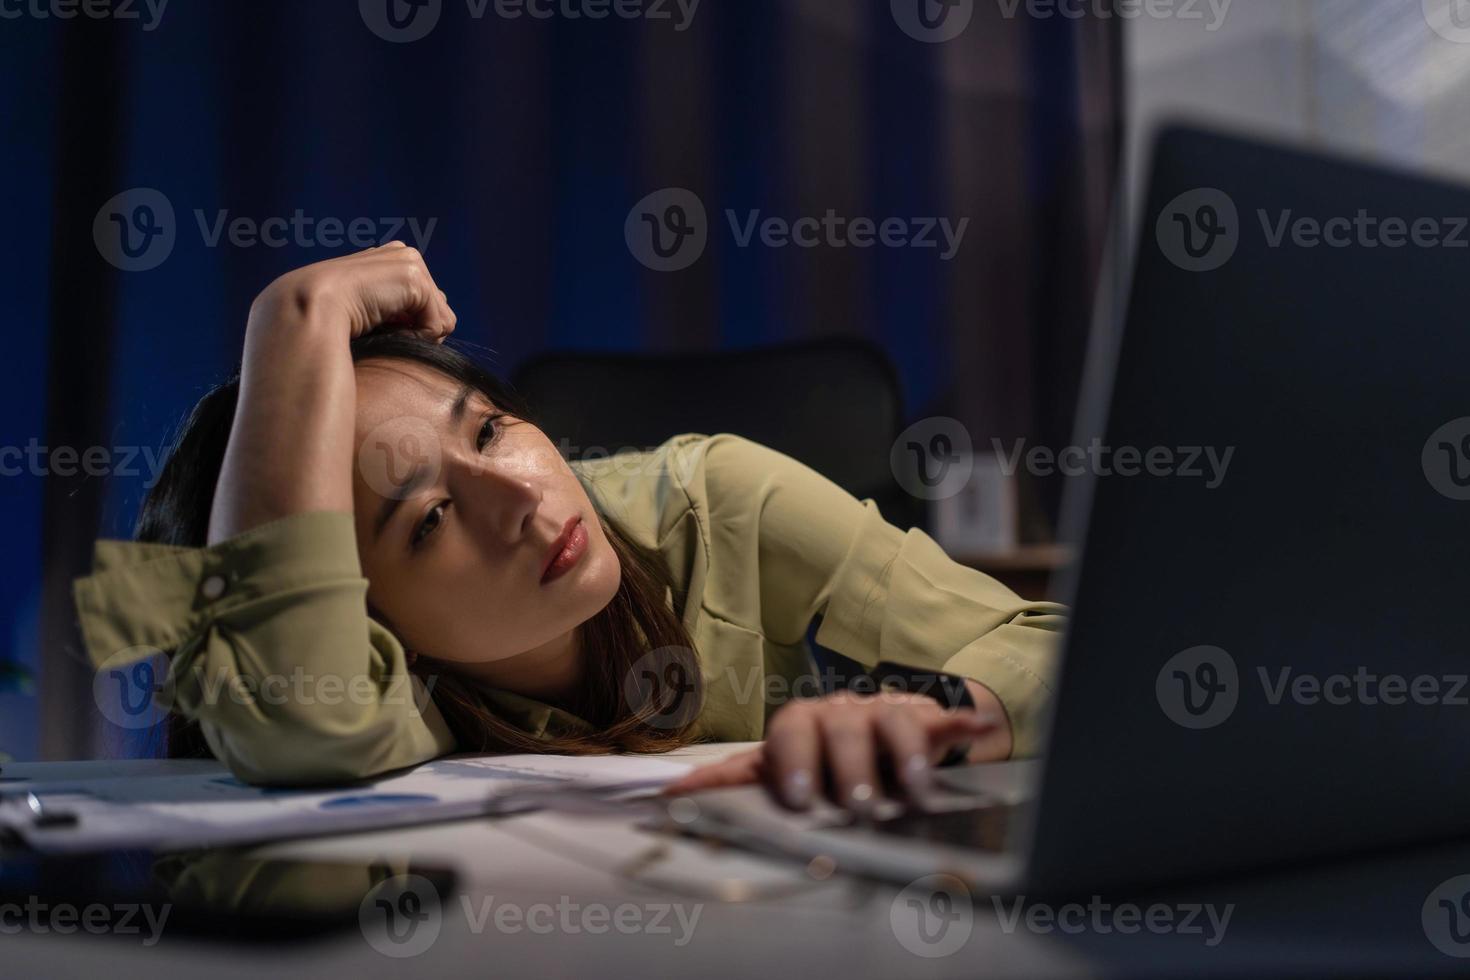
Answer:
[{"xmin": 666, "ymin": 123, "xmax": 1470, "ymax": 896}]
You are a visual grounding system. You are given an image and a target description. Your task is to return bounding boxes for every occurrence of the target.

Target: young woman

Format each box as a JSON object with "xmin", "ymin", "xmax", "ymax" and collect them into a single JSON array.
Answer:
[{"xmin": 72, "ymin": 243, "xmax": 1068, "ymax": 813}]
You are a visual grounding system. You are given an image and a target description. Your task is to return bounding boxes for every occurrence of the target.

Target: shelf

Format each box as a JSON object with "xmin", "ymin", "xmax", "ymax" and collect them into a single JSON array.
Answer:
[{"xmin": 952, "ymin": 544, "xmax": 1075, "ymax": 573}]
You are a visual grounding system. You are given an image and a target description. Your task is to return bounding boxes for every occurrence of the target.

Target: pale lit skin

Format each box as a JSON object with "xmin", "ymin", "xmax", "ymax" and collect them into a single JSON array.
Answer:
[
  {"xmin": 662, "ymin": 685, "xmax": 1011, "ymax": 812},
  {"xmin": 214, "ymin": 242, "xmax": 1013, "ymax": 813},
  {"xmin": 350, "ymin": 360, "xmax": 620, "ymax": 706}
]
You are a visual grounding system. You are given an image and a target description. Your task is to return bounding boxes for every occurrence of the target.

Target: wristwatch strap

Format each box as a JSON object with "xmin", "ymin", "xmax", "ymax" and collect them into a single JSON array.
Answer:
[{"xmin": 866, "ymin": 660, "xmax": 977, "ymax": 767}]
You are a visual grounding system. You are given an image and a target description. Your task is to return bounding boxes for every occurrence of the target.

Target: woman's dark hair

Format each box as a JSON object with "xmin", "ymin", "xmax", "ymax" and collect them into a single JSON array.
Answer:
[{"xmin": 137, "ymin": 333, "xmax": 703, "ymax": 760}]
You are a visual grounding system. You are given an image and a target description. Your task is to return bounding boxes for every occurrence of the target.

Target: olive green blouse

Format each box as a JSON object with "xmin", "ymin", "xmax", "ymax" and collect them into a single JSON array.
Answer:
[{"xmin": 72, "ymin": 432, "xmax": 1068, "ymax": 786}]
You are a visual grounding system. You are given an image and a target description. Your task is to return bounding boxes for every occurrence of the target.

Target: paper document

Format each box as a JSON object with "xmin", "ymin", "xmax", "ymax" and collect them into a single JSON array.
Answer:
[{"xmin": 0, "ymin": 752, "xmax": 692, "ymax": 854}]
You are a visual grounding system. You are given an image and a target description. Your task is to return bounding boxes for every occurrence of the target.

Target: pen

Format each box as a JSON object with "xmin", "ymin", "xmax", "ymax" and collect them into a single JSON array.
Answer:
[{"xmin": 21, "ymin": 792, "xmax": 79, "ymax": 829}]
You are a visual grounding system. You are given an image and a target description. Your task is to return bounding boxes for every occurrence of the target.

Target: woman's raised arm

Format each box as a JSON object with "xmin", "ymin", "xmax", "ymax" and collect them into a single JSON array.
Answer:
[
  {"xmin": 72, "ymin": 244, "xmax": 462, "ymax": 786},
  {"xmin": 209, "ymin": 242, "xmax": 456, "ymax": 542}
]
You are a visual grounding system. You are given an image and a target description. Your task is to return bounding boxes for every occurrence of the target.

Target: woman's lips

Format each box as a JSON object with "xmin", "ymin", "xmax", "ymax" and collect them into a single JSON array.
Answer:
[{"xmin": 540, "ymin": 517, "xmax": 588, "ymax": 584}]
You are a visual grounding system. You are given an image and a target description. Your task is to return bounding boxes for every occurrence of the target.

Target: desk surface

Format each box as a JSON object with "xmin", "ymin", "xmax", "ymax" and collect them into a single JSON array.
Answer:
[{"xmin": 3, "ymin": 749, "xmax": 1467, "ymax": 979}]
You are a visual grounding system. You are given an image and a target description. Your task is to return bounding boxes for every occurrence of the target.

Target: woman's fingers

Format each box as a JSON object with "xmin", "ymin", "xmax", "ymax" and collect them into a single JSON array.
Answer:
[
  {"xmin": 875, "ymin": 704, "xmax": 932, "ymax": 800},
  {"xmin": 355, "ymin": 245, "xmax": 455, "ymax": 339},
  {"xmin": 362, "ymin": 242, "xmax": 456, "ymax": 339},
  {"xmin": 393, "ymin": 247, "xmax": 453, "ymax": 337},
  {"xmin": 436, "ymin": 289, "xmax": 457, "ymax": 341},
  {"xmin": 818, "ymin": 706, "xmax": 881, "ymax": 815},
  {"xmin": 661, "ymin": 699, "xmax": 1010, "ymax": 822},
  {"xmin": 246, "ymin": 243, "xmax": 457, "ymax": 346},
  {"xmin": 920, "ymin": 710, "xmax": 1007, "ymax": 765},
  {"xmin": 763, "ymin": 702, "xmax": 821, "ymax": 811},
  {"xmin": 660, "ymin": 748, "xmax": 763, "ymax": 796}
]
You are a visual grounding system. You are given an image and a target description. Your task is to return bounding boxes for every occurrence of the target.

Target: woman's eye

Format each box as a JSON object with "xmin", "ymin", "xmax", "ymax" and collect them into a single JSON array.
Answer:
[
  {"xmin": 476, "ymin": 414, "xmax": 501, "ymax": 452},
  {"xmin": 412, "ymin": 502, "xmax": 447, "ymax": 549}
]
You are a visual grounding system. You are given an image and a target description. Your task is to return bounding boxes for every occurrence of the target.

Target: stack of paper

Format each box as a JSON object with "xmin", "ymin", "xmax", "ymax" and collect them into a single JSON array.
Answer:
[{"xmin": 0, "ymin": 753, "xmax": 693, "ymax": 854}]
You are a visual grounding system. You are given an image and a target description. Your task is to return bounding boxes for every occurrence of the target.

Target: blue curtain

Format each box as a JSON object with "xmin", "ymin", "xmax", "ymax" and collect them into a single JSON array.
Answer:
[{"xmin": 1, "ymin": 0, "xmax": 1118, "ymax": 760}]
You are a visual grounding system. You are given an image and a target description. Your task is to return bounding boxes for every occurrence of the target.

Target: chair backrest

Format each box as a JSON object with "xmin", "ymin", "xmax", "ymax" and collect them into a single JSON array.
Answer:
[{"xmin": 510, "ymin": 338, "xmax": 922, "ymax": 531}]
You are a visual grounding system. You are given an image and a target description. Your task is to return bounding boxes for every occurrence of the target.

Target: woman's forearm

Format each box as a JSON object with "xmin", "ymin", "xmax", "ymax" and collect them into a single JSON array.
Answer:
[{"xmin": 208, "ymin": 302, "xmax": 357, "ymax": 544}]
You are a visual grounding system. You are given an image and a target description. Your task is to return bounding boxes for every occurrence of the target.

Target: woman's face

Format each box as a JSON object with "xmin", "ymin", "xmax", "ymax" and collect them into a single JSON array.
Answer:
[{"xmin": 348, "ymin": 358, "xmax": 621, "ymax": 668}]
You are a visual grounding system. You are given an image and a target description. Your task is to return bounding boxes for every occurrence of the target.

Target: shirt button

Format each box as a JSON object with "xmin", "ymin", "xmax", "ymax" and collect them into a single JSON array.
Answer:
[{"xmin": 200, "ymin": 575, "xmax": 228, "ymax": 600}]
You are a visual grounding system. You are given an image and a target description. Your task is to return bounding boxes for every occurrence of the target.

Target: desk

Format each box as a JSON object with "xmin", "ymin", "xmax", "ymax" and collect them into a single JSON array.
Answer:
[{"xmin": 3, "ymin": 748, "xmax": 1467, "ymax": 978}]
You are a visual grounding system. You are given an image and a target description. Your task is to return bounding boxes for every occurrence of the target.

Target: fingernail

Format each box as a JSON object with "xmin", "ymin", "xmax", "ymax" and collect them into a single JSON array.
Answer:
[
  {"xmin": 901, "ymin": 753, "xmax": 931, "ymax": 793},
  {"xmin": 847, "ymin": 782, "xmax": 875, "ymax": 816},
  {"xmin": 783, "ymin": 770, "xmax": 813, "ymax": 810}
]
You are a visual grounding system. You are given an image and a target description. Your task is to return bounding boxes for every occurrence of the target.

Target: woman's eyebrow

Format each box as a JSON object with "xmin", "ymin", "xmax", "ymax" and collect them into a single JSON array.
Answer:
[
  {"xmin": 371, "ymin": 383, "xmax": 477, "ymax": 544},
  {"xmin": 448, "ymin": 383, "xmax": 474, "ymax": 425}
]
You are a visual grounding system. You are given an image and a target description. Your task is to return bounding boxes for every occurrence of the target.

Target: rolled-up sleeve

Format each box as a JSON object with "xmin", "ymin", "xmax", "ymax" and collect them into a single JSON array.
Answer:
[
  {"xmin": 72, "ymin": 510, "xmax": 456, "ymax": 786},
  {"xmin": 700, "ymin": 434, "xmax": 1067, "ymax": 758}
]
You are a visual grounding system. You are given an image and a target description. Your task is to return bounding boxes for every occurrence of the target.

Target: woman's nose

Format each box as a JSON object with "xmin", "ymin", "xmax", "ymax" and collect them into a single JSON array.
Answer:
[{"xmin": 448, "ymin": 452, "xmax": 544, "ymax": 545}]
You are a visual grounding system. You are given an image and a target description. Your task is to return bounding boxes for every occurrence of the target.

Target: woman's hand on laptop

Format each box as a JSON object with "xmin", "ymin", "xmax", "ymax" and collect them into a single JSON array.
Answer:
[{"xmin": 662, "ymin": 681, "xmax": 1009, "ymax": 814}]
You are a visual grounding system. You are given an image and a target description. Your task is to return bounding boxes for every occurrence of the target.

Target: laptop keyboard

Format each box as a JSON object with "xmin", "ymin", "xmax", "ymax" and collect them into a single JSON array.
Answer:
[{"xmin": 864, "ymin": 800, "xmax": 1022, "ymax": 852}]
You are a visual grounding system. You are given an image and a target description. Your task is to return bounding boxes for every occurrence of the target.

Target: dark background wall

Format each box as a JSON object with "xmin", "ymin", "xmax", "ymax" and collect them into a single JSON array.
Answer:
[{"xmin": 0, "ymin": 0, "xmax": 1120, "ymax": 761}]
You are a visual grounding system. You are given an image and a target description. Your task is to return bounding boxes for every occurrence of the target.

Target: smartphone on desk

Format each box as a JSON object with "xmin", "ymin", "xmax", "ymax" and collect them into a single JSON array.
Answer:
[{"xmin": 0, "ymin": 842, "xmax": 460, "ymax": 944}]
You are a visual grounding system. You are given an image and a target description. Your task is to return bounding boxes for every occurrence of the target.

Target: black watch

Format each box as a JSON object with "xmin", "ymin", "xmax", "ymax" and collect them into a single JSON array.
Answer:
[{"xmin": 866, "ymin": 660, "xmax": 977, "ymax": 767}]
